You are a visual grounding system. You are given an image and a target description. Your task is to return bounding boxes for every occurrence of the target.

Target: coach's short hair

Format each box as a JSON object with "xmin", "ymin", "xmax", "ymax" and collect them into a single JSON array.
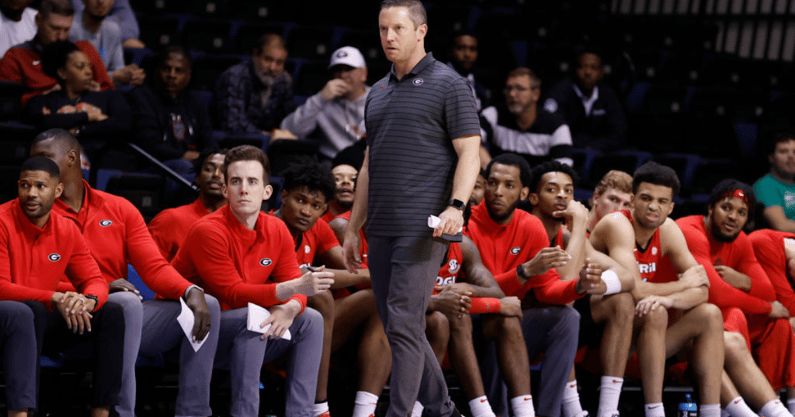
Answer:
[
  {"xmin": 223, "ymin": 145, "xmax": 270, "ymax": 183},
  {"xmin": 632, "ymin": 161, "xmax": 680, "ymax": 197},
  {"xmin": 380, "ymin": 0, "xmax": 427, "ymax": 29}
]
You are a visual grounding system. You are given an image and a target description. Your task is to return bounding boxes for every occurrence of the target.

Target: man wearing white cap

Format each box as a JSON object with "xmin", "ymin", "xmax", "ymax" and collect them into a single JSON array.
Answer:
[{"xmin": 281, "ymin": 46, "xmax": 370, "ymax": 162}]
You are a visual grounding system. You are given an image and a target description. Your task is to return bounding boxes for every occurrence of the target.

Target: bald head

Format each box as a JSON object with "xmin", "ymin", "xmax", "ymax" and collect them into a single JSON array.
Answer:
[{"xmin": 29, "ymin": 128, "xmax": 82, "ymax": 180}]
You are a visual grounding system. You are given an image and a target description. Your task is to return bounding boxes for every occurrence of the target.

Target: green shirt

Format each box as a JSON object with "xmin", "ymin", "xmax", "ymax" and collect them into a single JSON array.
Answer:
[{"xmin": 754, "ymin": 173, "xmax": 795, "ymax": 220}]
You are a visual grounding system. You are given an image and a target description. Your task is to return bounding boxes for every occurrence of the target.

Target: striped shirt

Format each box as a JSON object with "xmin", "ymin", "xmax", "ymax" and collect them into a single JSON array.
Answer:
[{"xmin": 365, "ymin": 53, "xmax": 480, "ymax": 237}]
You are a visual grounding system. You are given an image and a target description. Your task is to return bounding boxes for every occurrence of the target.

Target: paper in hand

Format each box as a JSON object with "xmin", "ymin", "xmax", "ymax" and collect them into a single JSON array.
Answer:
[
  {"xmin": 247, "ymin": 303, "xmax": 292, "ymax": 340},
  {"xmin": 427, "ymin": 215, "xmax": 463, "ymax": 242},
  {"xmin": 177, "ymin": 298, "xmax": 210, "ymax": 352}
]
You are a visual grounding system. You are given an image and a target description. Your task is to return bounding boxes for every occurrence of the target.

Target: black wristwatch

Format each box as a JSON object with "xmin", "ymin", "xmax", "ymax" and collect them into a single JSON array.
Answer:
[{"xmin": 449, "ymin": 199, "xmax": 465, "ymax": 210}]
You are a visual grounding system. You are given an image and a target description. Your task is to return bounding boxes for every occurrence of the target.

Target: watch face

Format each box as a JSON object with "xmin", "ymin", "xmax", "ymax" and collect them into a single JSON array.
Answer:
[{"xmin": 450, "ymin": 199, "xmax": 465, "ymax": 210}]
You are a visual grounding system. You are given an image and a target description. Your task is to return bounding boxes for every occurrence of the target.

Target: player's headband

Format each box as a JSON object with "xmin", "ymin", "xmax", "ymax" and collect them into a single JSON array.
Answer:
[{"xmin": 721, "ymin": 189, "xmax": 749, "ymax": 204}]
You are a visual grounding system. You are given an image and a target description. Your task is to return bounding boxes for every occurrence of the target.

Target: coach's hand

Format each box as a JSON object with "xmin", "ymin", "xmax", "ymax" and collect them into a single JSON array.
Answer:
[
  {"xmin": 262, "ymin": 300, "xmax": 300, "ymax": 340},
  {"xmin": 434, "ymin": 206, "xmax": 463, "ymax": 238},
  {"xmin": 294, "ymin": 266, "xmax": 335, "ymax": 296}
]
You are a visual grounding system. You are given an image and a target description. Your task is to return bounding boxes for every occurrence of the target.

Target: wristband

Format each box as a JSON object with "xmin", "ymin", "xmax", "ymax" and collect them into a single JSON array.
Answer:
[{"xmin": 601, "ymin": 270, "xmax": 622, "ymax": 295}]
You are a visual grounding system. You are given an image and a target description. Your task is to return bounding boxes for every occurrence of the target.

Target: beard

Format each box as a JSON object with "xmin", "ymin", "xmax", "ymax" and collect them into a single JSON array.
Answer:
[
  {"xmin": 486, "ymin": 201, "xmax": 516, "ymax": 224},
  {"xmin": 710, "ymin": 221, "xmax": 740, "ymax": 243}
]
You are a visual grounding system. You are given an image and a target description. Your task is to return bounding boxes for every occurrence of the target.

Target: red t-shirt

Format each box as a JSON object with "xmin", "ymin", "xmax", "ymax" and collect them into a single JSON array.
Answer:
[
  {"xmin": 465, "ymin": 202, "xmax": 581, "ymax": 305},
  {"xmin": 149, "ymin": 198, "xmax": 213, "ymax": 261},
  {"xmin": 53, "ymin": 180, "xmax": 190, "ymax": 300},
  {"xmin": 750, "ymin": 229, "xmax": 795, "ymax": 316},
  {"xmin": 287, "ymin": 217, "xmax": 339, "ymax": 268},
  {"xmin": 171, "ymin": 205, "xmax": 306, "ymax": 312},
  {"xmin": 0, "ymin": 198, "xmax": 107, "ymax": 308},
  {"xmin": 676, "ymin": 215, "xmax": 774, "ymax": 315},
  {"xmin": 0, "ymin": 40, "xmax": 114, "ymax": 106}
]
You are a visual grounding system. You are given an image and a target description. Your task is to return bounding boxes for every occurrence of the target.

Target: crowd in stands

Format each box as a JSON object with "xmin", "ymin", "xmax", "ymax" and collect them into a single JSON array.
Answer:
[{"xmin": 5, "ymin": 0, "xmax": 795, "ymax": 417}]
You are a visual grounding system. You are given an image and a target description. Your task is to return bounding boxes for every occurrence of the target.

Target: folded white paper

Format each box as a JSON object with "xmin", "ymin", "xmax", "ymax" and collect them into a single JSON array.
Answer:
[
  {"xmin": 247, "ymin": 303, "xmax": 292, "ymax": 340},
  {"xmin": 177, "ymin": 298, "xmax": 210, "ymax": 352},
  {"xmin": 427, "ymin": 215, "xmax": 463, "ymax": 233}
]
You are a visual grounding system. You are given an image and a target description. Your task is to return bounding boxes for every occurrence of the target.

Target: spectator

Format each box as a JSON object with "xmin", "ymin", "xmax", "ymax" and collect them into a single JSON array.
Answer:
[
  {"xmin": 0, "ymin": 0, "xmax": 113, "ymax": 106},
  {"xmin": 0, "ymin": 0, "xmax": 37, "ymax": 58},
  {"xmin": 481, "ymin": 67, "xmax": 573, "ymax": 168},
  {"xmin": 446, "ymin": 31, "xmax": 490, "ymax": 111},
  {"xmin": 754, "ymin": 132, "xmax": 795, "ymax": 232},
  {"xmin": 281, "ymin": 46, "xmax": 369, "ymax": 162},
  {"xmin": 214, "ymin": 33, "xmax": 296, "ymax": 140},
  {"xmin": 543, "ymin": 51, "xmax": 626, "ymax": 151},
  {"xmin": 70, "ymin": 0, "xmax": 143, "ymax": 48},
  {"xmin": 68, "ymin": 0, "xmax": 144, "ymax": 86},
  {"xmin": 127, "ymin": 46, "xmax": 214, "ymax": 175},
  {"xmin": 24, "ymin": 40, "xmax": 130, "ymax": 167}
]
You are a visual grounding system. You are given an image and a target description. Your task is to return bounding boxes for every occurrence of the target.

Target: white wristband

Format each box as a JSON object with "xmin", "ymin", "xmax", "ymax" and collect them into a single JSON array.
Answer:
[{"xmin": 601, "ymin": 270, "xmax": 622, "ymax": 295}]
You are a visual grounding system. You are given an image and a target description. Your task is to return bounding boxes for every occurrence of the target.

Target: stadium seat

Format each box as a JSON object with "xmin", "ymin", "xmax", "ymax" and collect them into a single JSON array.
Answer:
[
  {"xmin": 137, "ymin": 15, "xmax": 184, "ymax": 49},
  {"xmin": 231, "ymin": 22, "xmax": 288, "ymax": 55},
  {"xmin": 653, "ymin": 153, "xmax": 702, "ymax": 190},
  {"xmin": 182, "ymin": 19, "xmax": 233, "ymax": 54},
  {"xmin": 338, "ymin": 28, "xmax": 384, "ymax": 63},
  {"xmin": 266, "ymin": 139, "xmax": 319, "ymax": 177},
  {"xmin": 0, "ymin": 81, "xmax": 25, "ymax": 121},
  {"xmin": 105, "ymin": 172, "xmax": 165, "ymax": 222},
  {"xmin": 286, "ymin": 25, "xmax": 338, "ymax": 61},
  {"xmin": 190, "ymin": 54, "xmax": 245, "ymax": 91},
  {"xmin": 293, "ymin": 60, "xmax": 330, "ymax": 97}
]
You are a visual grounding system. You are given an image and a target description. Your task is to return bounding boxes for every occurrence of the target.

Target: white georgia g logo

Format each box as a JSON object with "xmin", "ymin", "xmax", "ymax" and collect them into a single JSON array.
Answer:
[
  {"xmin": 48, "ymin": 253, "xmax": 61, "ymax": 262},
  {"xmin": 99, "ymin": 220, "xmax": 112, "ymax": 227},
  {"xmin": 510, "ymin": 247, "xmax": 521, "ymax": 255},
  {"xmin": 259, "ymin": 258, "xmax": 272, "ymax": 267}
]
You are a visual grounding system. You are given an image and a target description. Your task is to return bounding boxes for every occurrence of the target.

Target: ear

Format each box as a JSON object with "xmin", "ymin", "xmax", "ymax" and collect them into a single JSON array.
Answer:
[
  {"xmin": 54, "ymin": 182, "xmax": 63, "ymax": 199},
  {"xmin": 66, "ymin": 149, "xmax": 78, "ymax": 168},
  {"xmin": 222, "ymin": 183, "xmax": 228, "ymax": 199},
  {"xmin": 528, "ymin": 193, "xmax": 538, "ymax": 206},
  {"xmin": 521, "ymin": 187, "xmax": 531, "ymax": 201},
  {"xmin": 56, "ymin": 67, "xmax": 67, "ymax": 82},
  {"xmin": 417, "ymin": 23, "xmax": 428, "ymax": 40},
  {"xmin": 263, "ymin": 184, "xmax": 273, "ymax": 201},
  {"xmin": 280, "ymin": 189, "xmax": 287, "ymax": 201}
]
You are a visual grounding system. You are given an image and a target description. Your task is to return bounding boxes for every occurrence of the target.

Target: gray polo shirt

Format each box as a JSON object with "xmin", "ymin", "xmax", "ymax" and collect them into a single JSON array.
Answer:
[{"xmin": 364, "ymin": 53, "xmax": 480, "ymax": 237}]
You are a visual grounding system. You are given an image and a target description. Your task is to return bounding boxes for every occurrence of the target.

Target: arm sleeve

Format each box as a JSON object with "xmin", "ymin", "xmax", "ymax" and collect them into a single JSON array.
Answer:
[
  {"xmin": 753, "ymin": 233, "xmax": 795, "ymax": 315},
  {"xmin": 734, "ymin": 236, "xmax": 776, "ymax": 301},
  {"xmin": 444, "ymin": 76, "xmax": 481, "ymax": 139},
  {"xmin": 122, "ymin": 202, "xmax": 191, "ymax": 300},
  {"xmin": 530, "ymin": 270, "xmax": 582, "ymax": 305},
  {"xmin": 0, "ymin": 226, "xmax": 55, "ymax": 306},
  {"xmin": 316, "ymin": 221, "xmax": 341, "ymax": 256},
  {"xmin": 24, "ymin": 95, "xmax": 90, "ymax": 129},
  {"xmin": 0, "ymin": 50, "xmax": 24, "ymax": 83},
  {"xmin": 106, "ymin": 24, "xmax": 126, "ymax": 74},
  {"xmin": 79, "ymin": 91, "xmax": 132, "ymax": 137},
  {"xmin": 469, "ymin": 297, "xmax": 501, "ymax": 314},
  {"xmin": 279, "ymin": 92, "xmax": 324, "ymax": 137},
  {"xmin": 183, "ymin": 223, "xmax": 304, "ymax": 310},
  {"xmin": 267, "ymin": 224, "xmax": 307, "ymax": 312},
  {"xmin": 494, "ymin": 269, "xmax": 524, "ymax": 297},
  {"xmin": 214, "ymin": 71, "xmax": 261, "ymax": 134},
  {"xmin": 682, "ymin": 226, "xmax": 773, "ymax": 315}
]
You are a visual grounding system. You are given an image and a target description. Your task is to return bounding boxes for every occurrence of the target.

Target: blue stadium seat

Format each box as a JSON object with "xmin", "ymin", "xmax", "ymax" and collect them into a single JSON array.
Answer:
[{"xmin": 128, "ymin": 264, "xmax": 156, "ymax": 301}]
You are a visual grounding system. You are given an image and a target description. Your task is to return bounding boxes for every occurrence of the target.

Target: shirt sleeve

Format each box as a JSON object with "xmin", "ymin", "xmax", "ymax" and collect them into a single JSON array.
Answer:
[
  {"xmin": 444, "ymin": 75, "xmax": 481, "ymax": 140},
  {"xmin": 181, "ymin": 222, "xmax": 304, "ymax": 310},
  {"xmin": 316, "ymin": 220, "xmax": 341, "ymax": 257},
  {"xmin": 0, "ymin": 224, "xmax": 55, "ymax": 306},
  {"xmin": 734, "ymin": 235, "xmax": 776, "ymax": 302},
  {"xmin": 0, "ymin": 49, "xmax": 24, "ymax": 83},
  {"xmin": 279, "ymin": 92, "xmax": 324, "ymax": 137},
  {"xmin": 269, "ymin": 223, "xmax": 307, "ymax": 311},
  {"xmin": 121, "ymin": 200, "xmax": 191, "ymax": 300},
  {"xmin": 682, "ymin": 225, "xmax": 773, "ymax": 315},
  {"xmin": 752, "ymin": 232, "xmax": 795, "ymax": 315},
  {"xmin": 529, "ymin": 270, "xmax": 582, "ymax": 305}
]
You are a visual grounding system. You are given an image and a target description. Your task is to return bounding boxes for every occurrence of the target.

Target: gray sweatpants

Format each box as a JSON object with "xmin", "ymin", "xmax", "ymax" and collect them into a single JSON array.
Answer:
[
  {"xmin": 110, "ymin": 292, "xmax": 222, "ymax": 417},
  {"xmin": 369, "ymin": 235, "xmax": 455, "ymax": 417},
  {"xmin": 0, "ymin": 301, "xmax": 38, "ymax": 411},
  {"xmin": 214, "ymin": 306, "xmax": 324, "ymax": 417}
]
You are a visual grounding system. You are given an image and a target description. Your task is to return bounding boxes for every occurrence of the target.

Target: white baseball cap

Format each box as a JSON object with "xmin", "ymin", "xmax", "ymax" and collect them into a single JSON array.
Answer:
[{"xmin": 329, "ymin": 46, "xmax": 366, "ymax": 69}]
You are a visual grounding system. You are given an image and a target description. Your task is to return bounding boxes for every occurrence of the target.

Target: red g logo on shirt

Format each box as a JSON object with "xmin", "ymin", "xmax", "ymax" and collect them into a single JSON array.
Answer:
[
  {"xmin": 48, "ymin": 253, "xmax": 61, "ymax": 262},
  {"xmin": 259, "ymin": 258, "xmax": 272, "ymax": 267}
]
